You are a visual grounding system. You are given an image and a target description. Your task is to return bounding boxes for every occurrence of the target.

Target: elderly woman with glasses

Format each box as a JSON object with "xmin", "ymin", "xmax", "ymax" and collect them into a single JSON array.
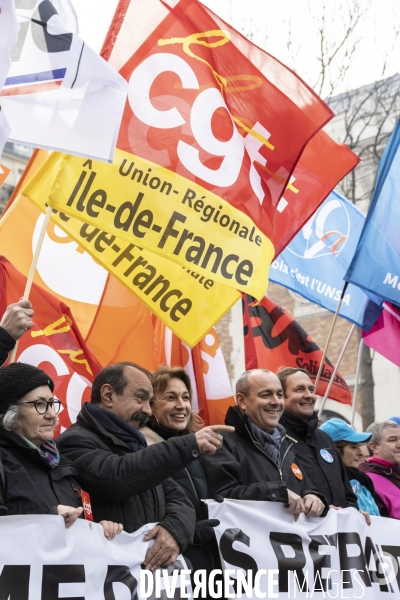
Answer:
[{"xmin": 0, "ymin": 362, "xmax": 122, "ymax": 538}]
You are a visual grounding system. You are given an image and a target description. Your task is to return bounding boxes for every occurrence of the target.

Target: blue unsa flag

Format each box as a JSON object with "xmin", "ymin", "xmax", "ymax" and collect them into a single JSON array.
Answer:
[
  {"xmin": 269, "ymin": 190, "xmax": 382, "ymax": 330},
  {"xmin": 345, "ymin": 121, "xmax": 400, "ymax": 305}
]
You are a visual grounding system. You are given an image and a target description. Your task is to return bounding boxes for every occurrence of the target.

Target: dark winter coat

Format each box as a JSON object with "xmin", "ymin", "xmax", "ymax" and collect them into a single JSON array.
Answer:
[
  {"xmin": 0, "ymin": 459, "xmax": 5, "ymax": 515},
  {"xmin": 0, "ymin": 327, "xmax": 15, "ymax": 368},
  {"xmin": 201, "ymin": 406, "xmax": 328, "ymax": 511},
  {"xmin": 0, "ymin": 428, "xmax": 82, "ymax": 515},
  {"xmin": 142, "ymin": 425, "xmax": 208, "ymax": 521},
  {"xmin": 0, "ymin": 324, "xmax": 25, "ymax": 512},
  {"xmin": 279, "ymin": 410, "xmax": 358, "ymax": 509},
  {"xmin": 142, "ymin": 424, "xmax": 222, "ymax": 577},
  {"xmin": 57, "ymin": 403, "xmax": 197, "ymax": 551}
]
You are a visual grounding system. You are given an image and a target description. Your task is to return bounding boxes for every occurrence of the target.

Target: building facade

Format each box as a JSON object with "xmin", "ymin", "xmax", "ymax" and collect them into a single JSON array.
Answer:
[{"xmin": 0, "ymin": 142, "xmax": 33, "ymax": 211}]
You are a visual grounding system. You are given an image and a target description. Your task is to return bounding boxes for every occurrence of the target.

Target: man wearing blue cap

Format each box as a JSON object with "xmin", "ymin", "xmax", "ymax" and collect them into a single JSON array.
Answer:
[{"xmin": 320, "ymin": 418, "xmax": 380, "ymax": 515}]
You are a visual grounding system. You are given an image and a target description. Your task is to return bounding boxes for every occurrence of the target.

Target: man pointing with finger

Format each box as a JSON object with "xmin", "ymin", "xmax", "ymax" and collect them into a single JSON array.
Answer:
[
  {"xmin": 201, "ymin": 369, "xmax": 328, "ymax": 519},
  {"xmin": 58, "ymin": 362, "xmax": 233, "ymax": 571}
]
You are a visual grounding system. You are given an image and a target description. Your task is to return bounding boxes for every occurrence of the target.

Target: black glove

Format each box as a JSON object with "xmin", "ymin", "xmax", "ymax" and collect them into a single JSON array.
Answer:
[
  {"xmin": 193, "ymin": 519, "xmax": 220, "ymax": 547},
  {"xmin": 214, "ymin": 495, "xmax": 225, "ymax": 503}
]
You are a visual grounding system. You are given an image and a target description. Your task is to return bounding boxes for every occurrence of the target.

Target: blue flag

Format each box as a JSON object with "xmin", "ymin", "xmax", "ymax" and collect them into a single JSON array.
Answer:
[
  {"xmin": 345, "ymin": 121, "xmax": 400, "ymax": 305},
  {"xmin": 269, "ymin": 190, "xmax": 382, "ymax": 330}
]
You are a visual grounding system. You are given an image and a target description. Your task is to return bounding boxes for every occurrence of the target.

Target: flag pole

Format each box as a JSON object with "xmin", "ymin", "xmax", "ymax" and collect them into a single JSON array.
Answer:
[
  {"xmin": 9, "ymin": 205, "xmax": 53, "ymax": 364},
  {"xmin": 314, "ymin": 282, "xmax": 349, "ymax": 393},
  {"xmin": 318, "ymin": 323, "xmax": 356, "ymax": 419},
  {"xmin": 351, "ymin": 337, "xmax": 364, "ymax": 427}
]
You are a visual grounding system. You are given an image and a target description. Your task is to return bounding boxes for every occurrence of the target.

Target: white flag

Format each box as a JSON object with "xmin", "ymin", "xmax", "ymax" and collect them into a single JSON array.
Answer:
[
  {"xmin": 0, "ymin": 0, "xmax": 19, "ymax": 154},
  {"xmin": 0, "ymin": 0, "xmax": 19, "ymax": 89},
  {"xmin": 0, "ymin": 0, "xmax": 128, "ymax": 162}
]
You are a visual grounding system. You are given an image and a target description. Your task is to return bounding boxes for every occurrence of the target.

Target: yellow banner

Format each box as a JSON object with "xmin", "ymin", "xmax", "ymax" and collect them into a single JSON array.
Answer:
[
  {"xmin": 26, "ymin": 150, "xmax": 273, "ymax": 298},
  {"xmin": 23, "ymin": 153, "xmax": 240, "ymax": 347}
]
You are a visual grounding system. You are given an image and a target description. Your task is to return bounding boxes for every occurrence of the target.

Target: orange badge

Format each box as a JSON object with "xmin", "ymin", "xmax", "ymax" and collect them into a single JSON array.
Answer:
[{"xmin": 291, "ymin": 463, "xmax": 303, "ymax": 480}]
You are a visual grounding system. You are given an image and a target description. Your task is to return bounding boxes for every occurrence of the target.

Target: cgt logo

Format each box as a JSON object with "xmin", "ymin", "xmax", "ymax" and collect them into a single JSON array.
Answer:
[
  {"xmin": 288, "ymin": 197, "xmax": 350, "ymax": 260},
  {"xmin": 83, "ymin": 502, "xmax": 92, "ymax": 515},
  {"xmin": 120, "ymin": 25, "xmax": 292, "ymax": 215}
]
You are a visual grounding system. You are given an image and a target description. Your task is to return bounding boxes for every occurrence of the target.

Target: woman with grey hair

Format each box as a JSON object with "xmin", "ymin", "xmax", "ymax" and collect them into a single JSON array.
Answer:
[{"xmin": 0, "ymin": 362, "xmax": 122, "ymax": 538}]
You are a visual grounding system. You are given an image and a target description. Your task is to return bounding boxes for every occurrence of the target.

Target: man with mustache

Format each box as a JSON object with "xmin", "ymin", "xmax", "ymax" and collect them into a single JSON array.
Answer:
[
  {"xmin": 58, "ymin": 362, "xmax": 230, "ymax": 571},
  {"xmin": 201, "ymin": 369, "xmax": 327, "ymax": 518}
]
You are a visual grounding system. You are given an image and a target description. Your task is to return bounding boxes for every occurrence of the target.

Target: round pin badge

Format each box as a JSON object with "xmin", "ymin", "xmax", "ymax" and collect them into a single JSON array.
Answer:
[
  {"xmin": 320, "ymin": 449, "xmax": 334, "ymax": 463},
  {"xmin": 291, "ymin": 463, "xmax": 303, "ymax": 480}
]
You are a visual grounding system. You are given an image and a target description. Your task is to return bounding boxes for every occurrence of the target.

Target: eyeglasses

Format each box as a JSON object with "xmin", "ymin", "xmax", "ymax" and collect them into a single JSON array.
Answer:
[{"xmin": 19, "ymin": 398, "xmax": 62, "ymax": 415}]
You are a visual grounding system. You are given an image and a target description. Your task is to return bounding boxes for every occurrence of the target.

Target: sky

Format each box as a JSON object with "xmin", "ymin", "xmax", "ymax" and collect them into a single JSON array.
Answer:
[{"xmin": 75, "ymin": 0, "xmax": 400, "ymax": 98}]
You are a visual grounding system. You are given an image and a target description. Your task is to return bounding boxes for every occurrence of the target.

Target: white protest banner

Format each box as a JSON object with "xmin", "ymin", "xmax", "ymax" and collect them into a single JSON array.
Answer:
[
  {"xmin": 0, "ymin": 0, "xmax": 127, "ymax": 162},
  {"xmin": 0, "ymin": 516, "xmax": 192, "ymax": 600},
  {"xmin": 208, "ymin": 500, "xmax": 400, "ymax": 599},
  {"xmin": 3, "ymin": 504, "xmax": 400, "ymax": 600}
]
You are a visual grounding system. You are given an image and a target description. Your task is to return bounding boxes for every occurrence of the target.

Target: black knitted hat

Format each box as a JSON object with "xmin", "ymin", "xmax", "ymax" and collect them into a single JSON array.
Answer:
[{"xmin": 0, "ymin": 363, "xmax": 54, "ymax": 415}]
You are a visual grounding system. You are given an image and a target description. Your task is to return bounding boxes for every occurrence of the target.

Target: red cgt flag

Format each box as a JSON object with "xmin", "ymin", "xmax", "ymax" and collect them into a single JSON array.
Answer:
[
  {"xmin": 102, "ymin": 0, "xmax": 339, "ymax": 245},
  {"xmin": 243, "ymin": 295, "xmax": 351, "ymax": 404},
  {"xmin": 0, "ymin": 257, "xmax": 102, "ymax": 436}
]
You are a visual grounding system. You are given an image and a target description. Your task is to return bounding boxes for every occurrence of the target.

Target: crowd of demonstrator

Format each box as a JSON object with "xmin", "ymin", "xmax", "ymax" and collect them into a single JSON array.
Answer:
[{"xmin": 0, "ymin": 300, "xmax": 399, "ymax": 584}]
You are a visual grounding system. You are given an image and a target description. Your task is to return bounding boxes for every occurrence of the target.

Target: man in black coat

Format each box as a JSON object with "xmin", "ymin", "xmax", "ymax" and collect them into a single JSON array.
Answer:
[
  {"xmin": 201, "ymin": 369, "xmax": 327, "ymax": 518},
  {"xmin": 277, "ymin": 367, "xmax": 358, "ymax": 510},
  {"xmin": 58, "ymin": 361, "xmax": 231, "ymax": 571}
]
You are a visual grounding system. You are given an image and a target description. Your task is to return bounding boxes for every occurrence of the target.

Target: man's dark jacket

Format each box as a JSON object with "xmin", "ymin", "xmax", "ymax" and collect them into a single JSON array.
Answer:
[
  {"xmin": 57, "ymin": 403, "xmax": 197, "ymax": 551},
  {"xmin": 142, "ymin": 424, "xmax": 222, "ymax": 580},
  {"xmin": 0, "ymin": 428, "xmax": 82, "ymax": 515},
  {"xmin": 201, "ymin": 406, "xmax": 327, "ymax": 510},
  {"xmin": 0, "ymin": 327, "xmax": 15, "ymax": 367},
  {"xmin": 142, "ymin": 424, "xmax": 209, "ymax": 522},
  {"xmin": 280, "ymin": 410, "xmax": 358, "ymax": 508}
]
